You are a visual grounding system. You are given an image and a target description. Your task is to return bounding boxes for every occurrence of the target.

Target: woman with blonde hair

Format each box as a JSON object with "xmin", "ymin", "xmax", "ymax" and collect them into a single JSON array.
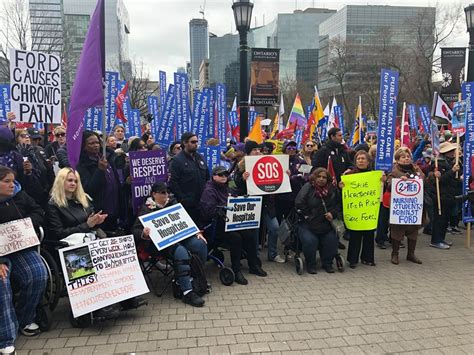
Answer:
[{"xmin": 46, "ymin": 167, "xmax": 107, "ymax": 240}]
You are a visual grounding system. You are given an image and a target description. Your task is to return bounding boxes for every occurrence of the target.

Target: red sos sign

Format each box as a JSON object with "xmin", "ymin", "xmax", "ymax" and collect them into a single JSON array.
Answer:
[{"xmin": 252, "ymin": 156, "xmax": 284, "ymax": 193}]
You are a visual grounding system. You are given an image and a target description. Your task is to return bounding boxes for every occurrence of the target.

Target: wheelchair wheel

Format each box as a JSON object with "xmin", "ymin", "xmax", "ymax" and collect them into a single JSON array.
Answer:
[
  {"xmin": 69, "ymin": 311, "xmax": 92, "ymax": 328},
  {"xmin": 219, "ymin": 267, "xmax": 234, "ymax": 286},
  {"xmin": 295, "ymin": 257, "xmax": 304, "ymax": 275},
  {"xmin": 35, "ymin": 304, "xmax": 53, "ymax": 331},
  {"xmin": 40, "ymin": 247, "xmax": 63, "ymax": 311},
  {"xmin": 335, "ymin": 254, "xmax": 345, "ymax": 272},
  {"xmin": 211, "ymin": 249, "xmax": 224, "ymax": 263}
]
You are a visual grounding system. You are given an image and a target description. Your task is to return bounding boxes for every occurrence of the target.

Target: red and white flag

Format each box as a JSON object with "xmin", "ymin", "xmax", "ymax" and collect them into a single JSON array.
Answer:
[
  {"xmin": 433, "ymin": 92, "xmax": 452, "ymax": 123},
  {"xmin": 115, "ymin": 82, "xmax": 129, "ymax": 123}
]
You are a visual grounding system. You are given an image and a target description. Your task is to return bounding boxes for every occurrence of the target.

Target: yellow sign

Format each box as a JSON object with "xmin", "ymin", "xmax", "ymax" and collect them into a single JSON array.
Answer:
[{"xmin": 341, "ymin": 171, "xmax": 382, "ymax": 230}]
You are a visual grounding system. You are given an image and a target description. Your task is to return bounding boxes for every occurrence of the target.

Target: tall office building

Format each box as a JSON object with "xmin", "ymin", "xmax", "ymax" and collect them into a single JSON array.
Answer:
[
  {"xmin": 62, "ymin": 0, "xmax": 131, "ymax": 94},
  {"xmin": 29, "ymin": 0, "xmax": 64, "ymax": 56},
  {"xmin": 189, "ymin": 18, "xmax": 209, "ymax": 90},
  {"xmin": 296, "ymin": 49, "xmax": 319, "ymax": 96},
  {"xmin": 317, "ymin": 5, "xmax": 436, "ymax": 97}
]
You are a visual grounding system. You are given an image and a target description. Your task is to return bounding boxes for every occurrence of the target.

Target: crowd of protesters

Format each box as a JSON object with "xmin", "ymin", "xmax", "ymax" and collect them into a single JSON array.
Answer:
[{"xmin": 0, "ymin": 112, "xmax": 466, "ymax": 354}]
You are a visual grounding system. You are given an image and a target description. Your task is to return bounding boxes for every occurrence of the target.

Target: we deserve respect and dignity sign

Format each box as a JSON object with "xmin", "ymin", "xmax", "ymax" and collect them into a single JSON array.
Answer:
[
  {"xmin": 10, "ymin": 49, "xmax": 61, "ymax": 123},
  {"xmin": 341, "ymin": 171, "xmax": 382, "ymax": 230}
]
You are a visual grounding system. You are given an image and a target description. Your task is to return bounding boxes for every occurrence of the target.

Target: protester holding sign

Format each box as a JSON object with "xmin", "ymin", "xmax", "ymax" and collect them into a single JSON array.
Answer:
[
  {"xmin": 200, "ymin": 166, "xmax": 267, "ymax": 285},
  {"xmin": 340, "ymin": 151, "xmax": 382, "ymax": 268},
  {"xmin": 133, "ymin": 182, "xmax": 208, "ymax": 307},
  {"xmin": 386, "ymin": 148, "xmax": 424, "ymax": 265},
  {"xmin": 0, "ymin": 166, "xmax": 48, "ymax": 354},
  {"xmin": 426, "ymin": 142, "xmax": 461, "ymax": 249},
  {"xmin": 77, "ymin": 131, "xmax": 124, "ymax": 232},
  {"xmin": 295, "ymin": 168, "xmax": 340, "ymax": 274}
]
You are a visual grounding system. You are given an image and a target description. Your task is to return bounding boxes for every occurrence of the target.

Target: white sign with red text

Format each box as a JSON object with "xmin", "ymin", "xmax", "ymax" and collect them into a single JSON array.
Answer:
[{"xmin": 245, "ymin": 155, "xmax": 291, "ymax": 195}]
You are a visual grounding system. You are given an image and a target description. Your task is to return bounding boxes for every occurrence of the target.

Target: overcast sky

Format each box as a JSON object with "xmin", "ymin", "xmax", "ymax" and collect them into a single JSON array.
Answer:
[{"xmin": 121, "ymin": 0, "xmax": 468, "ymax": 81}]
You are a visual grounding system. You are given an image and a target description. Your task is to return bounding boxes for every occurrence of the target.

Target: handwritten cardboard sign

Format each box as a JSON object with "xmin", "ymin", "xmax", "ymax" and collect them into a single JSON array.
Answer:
[
  {"xmin": 341, "ymin": 171, "xmax": 382, "ymax": 230},
  {"xmin": 58, "ymin": 235, "xmax": 149, "ymax": 318},
  {"xmin": 0, "ymin": 217, "xmax": 39, "ymax": 256},
  {"xmin": 138, "ymin": 203, "xmax": 199, "ymax": 251},
  {"xmin": 225, "ymin": 196, "xmax": 262, "ymax": 232}
]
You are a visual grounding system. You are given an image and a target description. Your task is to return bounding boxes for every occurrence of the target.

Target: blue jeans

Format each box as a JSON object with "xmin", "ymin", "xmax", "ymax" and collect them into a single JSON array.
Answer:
[
  {"xmin": 0, "ymin": 249, "xmax": 48, "ymax": 348},
  {"xmin": 172, "ymin": 236, "xmax": 207, "ymax": 292},
  {"xmin": 262, "ymin": 212, "xmax": 279, "ymax": 260},
  {"xmin": 298, "ymin": 224, "xmax": 338, "ymax": 269}
]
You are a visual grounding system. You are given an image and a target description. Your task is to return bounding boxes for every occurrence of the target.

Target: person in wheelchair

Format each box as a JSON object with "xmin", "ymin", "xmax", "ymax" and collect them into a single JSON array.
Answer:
[
  {"xmin": 295, "ymin": 167, "xmax": 340, "ymax": 274},
  {"xmin": 200, "ymin": 166, "xmax": 267, "ymax": 286},
  {"xmin": 46, "ymin": 167, "xmax": 108, "ymax": 241},
  {"xmin": 132, "ymin": 182, "xmax": 208, "ymax": 307},
  {"xmin": 0, "ymin": 166, "xmax": 48, "ymax": 355}
]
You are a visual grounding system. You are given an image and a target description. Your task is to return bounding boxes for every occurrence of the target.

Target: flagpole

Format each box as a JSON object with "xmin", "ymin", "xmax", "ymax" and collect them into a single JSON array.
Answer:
[
  {"xmin": 100, "ymin": 0, "xmax": 106, "ymax": 158},
  {"xmin": 431, "ymin": 92, "xmax": 442, "ymax": 215},
  {"xmin": 400, "ymin": 102, "xmax": 406, "ymax": 147},
  {"xmin": 358, "ymin": 96, "xmax": 362, "ymax": 145}
]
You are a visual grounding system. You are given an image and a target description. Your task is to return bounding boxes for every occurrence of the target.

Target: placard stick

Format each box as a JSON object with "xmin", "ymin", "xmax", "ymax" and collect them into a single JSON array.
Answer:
[
  {"xmin": 467, "ymin": 222, "xmax": 471, "ymax": 249},
  {"xmin": 455, "ymin": 132, "xmax": 460, "ymax": 179},
  {"xmin": 435, "ymin": 157, "xmax": 442, "ymax": 215}
]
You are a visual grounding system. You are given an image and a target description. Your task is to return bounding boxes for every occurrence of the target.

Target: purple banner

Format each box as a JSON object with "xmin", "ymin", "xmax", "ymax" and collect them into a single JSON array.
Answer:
[{"xmin": 129, "ymin": 150, "xmax": 168, "ymax": 213}]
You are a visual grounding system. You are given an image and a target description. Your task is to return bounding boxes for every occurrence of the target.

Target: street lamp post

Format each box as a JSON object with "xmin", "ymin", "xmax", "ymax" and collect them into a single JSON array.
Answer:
[
  {"xmin": 465, "ymin": 4, "xmax": 474, "ymax": 81},
  {"xmin": 232, "ymin": 0, "xmax": 253, "ymax": 142}
]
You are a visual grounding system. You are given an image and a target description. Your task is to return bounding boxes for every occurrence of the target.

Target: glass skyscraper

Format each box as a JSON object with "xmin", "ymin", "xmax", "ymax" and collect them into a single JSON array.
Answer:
[
  {"xmin": 189, "ymin": 18, "xmax": 209, "ymax": 90},
  {"xmin": 29, "ymin": 0, "xmax": 64, "ymax": 57}
]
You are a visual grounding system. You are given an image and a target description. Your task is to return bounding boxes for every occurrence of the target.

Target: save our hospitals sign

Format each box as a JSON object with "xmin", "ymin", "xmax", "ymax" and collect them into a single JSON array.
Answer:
[{"xmin": 244, "ymin": 155, "xmax": 291, "ymax": 195}]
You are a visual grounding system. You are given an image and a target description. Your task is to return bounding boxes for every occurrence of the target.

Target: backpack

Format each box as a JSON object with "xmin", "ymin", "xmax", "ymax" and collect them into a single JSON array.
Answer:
[{"xmin": 172, "ymin": 253, "xmax": 210, "ymax": 298}]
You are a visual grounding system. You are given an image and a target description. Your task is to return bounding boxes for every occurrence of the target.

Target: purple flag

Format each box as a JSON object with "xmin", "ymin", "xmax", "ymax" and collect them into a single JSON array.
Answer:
[{"xmin": 67, "ymin": 0, "xmax": 105, "ymax": 168}]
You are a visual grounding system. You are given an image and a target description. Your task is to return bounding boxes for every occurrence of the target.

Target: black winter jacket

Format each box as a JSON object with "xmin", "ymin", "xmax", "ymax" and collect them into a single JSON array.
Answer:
[
  {"xmin": 311, "ymin": 140, "xmax": 351, "ymax": 182},
  {"xmin": 295, "ymin": 182, "xmax": 341, "ymax": 235},
  {"xmin": 0, "ymin": 190, "xmax": 44, "ymax": 229},
  {"xmin": 46, "ymin": 199, "xmax": 95, "ymax": 240}
]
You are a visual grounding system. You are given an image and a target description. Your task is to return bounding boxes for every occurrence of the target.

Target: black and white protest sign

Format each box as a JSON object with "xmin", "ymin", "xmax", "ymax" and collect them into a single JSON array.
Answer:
[{"xmin": 10, "ymin": 49, "xmax": 61, "ymax": 123}]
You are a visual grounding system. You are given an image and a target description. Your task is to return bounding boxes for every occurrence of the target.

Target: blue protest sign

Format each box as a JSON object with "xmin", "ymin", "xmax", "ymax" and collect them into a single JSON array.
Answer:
[
  {"xmin": 334, "ymin": 105, "xmax": 344, "ymax": 134},
  {"xmin": 132, "ymin": 109, "xmax": 141, "ymax": 137},
  {"xmin": 462, "ymin": 82, "xmax": 474, "ymax": 223},
  {"xmin": 159, "ymin": 71, "xmax": 167, "ymax": 115},
  {"xmin": 0, "ymin": 85, "xmax": 11, "ymax": 123},
  {"xmin": 191, "ymin": 91, "xmax": 203, "ymax": 133},
  {"xmin": 318, "ymin": 116, "xmax": 328, "ymax": 141},
  {"xmin": 248, "ymin": 111, "xmax": 258, "ymax": 131},
  {"xmin": 156, "ymin": 84, "xmax": 176, "ymax": 147},
  {"xmin": 196, "ymin": 91, "xmax": 210, "ymax": 147},
  {"xmin": 407, "ymin": 104, "xmax": 417, "ymax": 130},
  {"xmin": 366, "ymin": 120, "xmax": 377, "ymax": 134},
  {"xmin": 199, "ymin": 146, "xmax": 220, "ymax": 175},
  {"xmin": 84, "ymin": 107, "xmax": 103, "ymax": 132},
  {"xmin": 147, "ymin": 96, "xmax": 160, "ymax": 138},
  {"xmin": 174, "ymin": 73, "xmax": 190, "ymax": 139},
  {"xmin": 204, "ymin": 88, "xmax": 215, "ymax": 140},
  {"xmin": 418, "ymin": 105, "xmax": 431, "ymax": 134},
  {"xmin": 375, "ymin": 69, "xmax": 399, "ymax": 171},
  {"xmin": 105, "ymin": 71, "xmax": 119, "ymax": 134},
  {"xmin": 216, "ymin": 84, "xmax": 227, "ymax": 147}
]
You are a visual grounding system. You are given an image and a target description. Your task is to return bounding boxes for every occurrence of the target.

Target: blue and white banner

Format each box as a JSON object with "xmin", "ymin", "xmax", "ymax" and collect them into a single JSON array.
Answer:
[
  {"xmin": 204, "ymin": 88, "xmax": 215, "ymax": 140},
  {"xmin": 199, "ymin": 146, "xmax": 220, "ymax": 175},
  {"xmin": 196, "ymin": 90, "xmax": 210, "ymax": 147},
  {"xmin": 156, "ymin": 84, "xmax": 176, "ymax": 147},
  {"xmin": 225, "ymin": 196, "xmax": 262, "ymax": 232},
  {"xmin": 418, "ymin": 105, "xmax": 431, "ymax": 134},
  {"xmin": 318, "ymin": 116, "xmax": 328, "ymax": 141},
  {"xmin": 0, "ymin": 85, "xmax": 11, "ymax": 123},
  {"xmin": 407, "ymin": 104, "xmax": 418, "ymax": 130},
  {"xmin": 159, "ymin": 70, "xmax": 167, "ymax": 115},
  {"xmin": 462, "ymin": 82, "xmax": 474, "ymax": 223},
  {"xmin": 105, "ymin": 71, "xmax": 119, "ymax": 134},
  {"xmin": 84, "ymin": 107, "xmax": 103, "ymax": 132},
  {"xmin": 147, "ymin": 96, "xmax": 160, "ymax": 138},
  {"xmin": 131, "ymin": 109, "xmax": 141, "ymax": 138},
  {"xmin": 216, "ymin": 83, "xmax": 227, "ymax": 147},
  {"xmin": 174, "ymin": 73, "xmax": 190, "ymax": 139},
  {"xmin": 375, "ymin": 69, "xmax": 399, "ymax": 171},
  {"xmin": 334, "ymin": 105, "xmax": 344, "ymax": 134},
  {"xmin": 294, "ymin": 127, "xmax": 303, "ymax": 148},
  {"xmin": 191, "ymin": 91, "xmax": 202, "ymax": 134},
  {"xmin": 366, "ymin": 120, "xmax": 377, "ymax": 134},
  {"xmin": 248, "ymin": 111, "xmax": 258, "ymax": 131}
]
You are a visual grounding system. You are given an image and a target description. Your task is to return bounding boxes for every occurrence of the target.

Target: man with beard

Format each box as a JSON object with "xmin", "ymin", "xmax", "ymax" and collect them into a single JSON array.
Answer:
[
  {"xmin": 169, "ymin": 132, "xmax": 209, "ymax": 223},
  {"xmin": 312, "ymin": 127, "xmax": 352, "ymax": 183}
]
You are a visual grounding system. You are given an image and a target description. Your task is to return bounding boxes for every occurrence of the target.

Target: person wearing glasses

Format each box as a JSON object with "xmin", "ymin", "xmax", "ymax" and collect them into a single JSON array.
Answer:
[
  {"xmin": 46, "ymin": 167, "xmax": 108, "ymax": 240},
  {"xmin": 200, "ymin": 166, "xmax": 267, "ymax": 285},
  {"xmin": 169, "ymin": 132, "xmax": 209, "ymax": 224},
  {"xmin": 133, "ymin": 182, "xmax": 208, "ymax": 307},
  {"xmin": 45, "ymin": 126, "xmax": 70, "ymax": 168},
  {"xmin": 168, "ymin": 141, "xmax": 182, "ymax": 161},
  {"xmin": 300, "ymin": 140, "xmax": 318, "ymax": 166}
]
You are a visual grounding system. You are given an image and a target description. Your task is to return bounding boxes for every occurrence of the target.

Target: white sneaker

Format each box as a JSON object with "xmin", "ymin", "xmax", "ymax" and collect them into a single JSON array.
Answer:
[
  {"xmin": 0, "ymin": 345, "xmax": 15, "ymax": 354},
  {"xmin": 271, "ymin": 255, "xmax": 286, "ymax": 263},
  {"xmin": 20, "ymin": 323, "xmax": 40, "ymax": 337}
]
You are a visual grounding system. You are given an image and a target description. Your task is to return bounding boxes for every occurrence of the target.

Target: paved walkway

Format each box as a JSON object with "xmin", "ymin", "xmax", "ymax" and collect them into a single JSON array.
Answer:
[{"xmin": 16, "ymin": 232, "xmax": 474, "ymax": 354}]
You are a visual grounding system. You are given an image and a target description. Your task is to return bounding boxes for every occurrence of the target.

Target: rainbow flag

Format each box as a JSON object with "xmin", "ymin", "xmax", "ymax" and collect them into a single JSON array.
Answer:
[
  {"xmin": 351, "ymin": 96, "xmax": 362, "ymax": 146},
  {"xmin": 286, "ymin": 93, "xmax": 306, "ymax": 128}
]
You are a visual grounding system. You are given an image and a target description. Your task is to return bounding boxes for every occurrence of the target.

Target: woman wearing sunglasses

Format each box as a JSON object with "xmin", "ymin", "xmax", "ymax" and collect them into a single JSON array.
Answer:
[{"xmin": 300, "ymin": 140, "xmax": 318, "ymax": 166}]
